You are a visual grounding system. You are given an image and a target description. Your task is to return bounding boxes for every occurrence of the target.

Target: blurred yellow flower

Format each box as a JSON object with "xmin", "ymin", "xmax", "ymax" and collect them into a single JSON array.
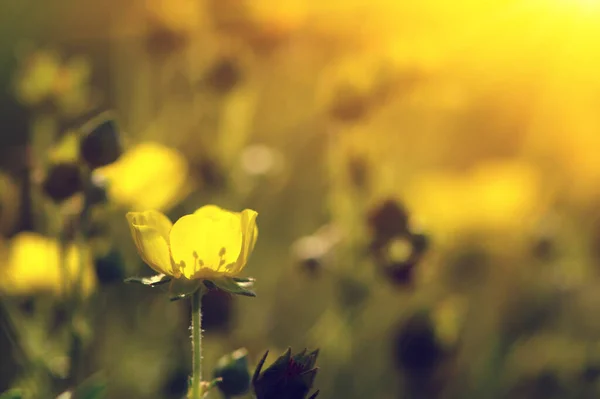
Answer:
[
  {"xmin": 14, "ymin": 49, "xmax": 93, "ymax": 115},
  {"xmin": 48, "ymin": 131, "xmax": 80, "ymax": 164},
  {"xmin": 432, "ymin": 295, "xmax": 468, "ymax": 348},
  {"xmin": 0, "ymin": 233, "xmax": 96, "ymax": 297},
  {"xmin": 94, "ymin": 142, "xmax": 189, "ymax": 211},
  {"xmin": 14, "ymin": 49, "xmax": 61, "ymax": 106},
  {"xmin": 404, "ymin": 160, "xmax": 543, "ymax": 239},
  {"xmin": 126, "ymin": 205, "xmax": 258, "ymax": 280}
]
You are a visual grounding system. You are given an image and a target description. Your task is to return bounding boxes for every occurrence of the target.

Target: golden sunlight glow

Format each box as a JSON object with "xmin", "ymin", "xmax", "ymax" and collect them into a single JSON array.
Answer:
[{"xmin": 553, "ymin": 0, "xmax": 600, "ymax": 12}]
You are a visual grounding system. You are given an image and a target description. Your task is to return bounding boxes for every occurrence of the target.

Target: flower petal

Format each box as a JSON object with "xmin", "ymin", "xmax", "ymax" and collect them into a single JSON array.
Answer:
[
  {"xmin": 169, "ymin": 210, "xmax": 243, "ymax": 279},
  {"xmin": 231, "ymin": 209, "xmax": 258, "ymax": 274},
  {"xmin": 193, "ymin": 204, "xmax": 234, "ymax": 219},
  {"xmin": 98, "ymin": 142, "xmax": 189, "ymax": 211},
  {"xmin": 126, "ymin": 211, "xmax": 178, "ymax": 276}
]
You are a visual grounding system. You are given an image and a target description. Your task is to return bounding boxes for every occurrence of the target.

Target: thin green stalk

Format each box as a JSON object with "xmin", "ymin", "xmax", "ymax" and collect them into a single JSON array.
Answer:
[
  {"xmin": 191, "ymin": 289, "xmax": 204, "ymax": 399},
  {"xmin": 66, "ymin": 167, "xmax": 92, "ymax": 387}
]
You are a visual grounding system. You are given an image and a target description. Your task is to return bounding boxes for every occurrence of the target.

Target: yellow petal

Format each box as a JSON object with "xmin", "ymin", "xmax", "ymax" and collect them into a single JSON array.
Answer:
[
  {"xmin": 126, "ymin": 211, "xmax": 178, "ymax": 277},
  {"xmin": 193, "ymin": 204, "xmax": 234, "ymax": 219},
  {"xmin": 98, "ymin": 142, "xmax": 189, "ymax": 211},
  {"xmin": 231, "ymin": 209, "xmax": 258, "ymax": 274},
  {"xmin": 0, "ymin": 232, "xmax": 96, "ymax": 297},
  {"xmin": 169, "ymin": 210, "xmax": 243, "ymax": 279}
]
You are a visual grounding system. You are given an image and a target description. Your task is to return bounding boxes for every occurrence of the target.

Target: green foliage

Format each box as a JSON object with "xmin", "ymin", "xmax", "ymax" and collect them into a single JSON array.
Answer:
[{"xmin": 0, "ymin": 390, "xmax": 23, "ymax": 399}]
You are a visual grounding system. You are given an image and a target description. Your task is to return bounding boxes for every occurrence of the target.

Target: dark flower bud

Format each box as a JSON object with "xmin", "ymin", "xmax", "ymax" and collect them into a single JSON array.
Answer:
[
  {"xmin": 373, "ymin": 235, "xmax": 425, "ymax": 287},
  {"xmin": 146, "ymin": 22, "xmax": 188, "ymax": 58},
  {"xmin": 94, "ymin": 250, "xmax": 125, "ymax": 285},
  {"xmin": 205, "ymin": 57, "xmax": 242, "ymax": 94},
  {"xmin": 392, "ymin": 312, "xmax": 444, "ymax": 377},
  {"xmin": 213, "ymin": 348, "xmax": 251, "ymax": 397},
  {"xmin": 192, "ymin": 158, "xmax": 227, "ymax": 191},
  {"xmin": 299, "ymin": 258, "xmax": 321, "ymax": 278},
  {"xmin": 367, "ymin": 199, "xmax": 409, "ymax": 243},
  {"xmin": 328, "ymin": 84, "xmax": 369, "ymax": 123},
  {"xmin": 79, "ymin": 115, "xmax": 122, "ymax": 169},
  {"xmin": 42, "ymin": 162, "xmax": 83, "ymax": 202},
  {"xmin": 253, "ymin": 348, "xmax": 320, "ymax": 399},
  {"xmin": 383, "ymin": 261, "xmax": 418, "ymax": 287}
]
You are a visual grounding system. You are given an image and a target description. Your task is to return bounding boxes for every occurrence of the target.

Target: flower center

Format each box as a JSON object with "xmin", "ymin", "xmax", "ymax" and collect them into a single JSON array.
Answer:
[{"xmin": 188, "ymin": 247, "xmax": 229, "ymax": 273}]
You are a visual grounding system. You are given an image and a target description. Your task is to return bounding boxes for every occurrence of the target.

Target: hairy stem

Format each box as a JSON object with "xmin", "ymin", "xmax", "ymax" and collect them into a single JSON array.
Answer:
[{"xmin": 191, "ymin": 289, "xmax": 204, "ymax": 398}]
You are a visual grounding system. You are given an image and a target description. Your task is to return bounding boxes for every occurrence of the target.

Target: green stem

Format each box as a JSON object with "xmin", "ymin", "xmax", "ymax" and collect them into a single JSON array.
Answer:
[{"xmin": 191, "ymin": 289, "xmax": 204, "ymax": 399}]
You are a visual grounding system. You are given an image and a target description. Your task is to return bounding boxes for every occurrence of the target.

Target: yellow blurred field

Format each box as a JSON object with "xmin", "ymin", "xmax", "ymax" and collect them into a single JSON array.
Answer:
[{"xmin": 2, "ymin": 1, "xmax": 600, "ymax": 398}]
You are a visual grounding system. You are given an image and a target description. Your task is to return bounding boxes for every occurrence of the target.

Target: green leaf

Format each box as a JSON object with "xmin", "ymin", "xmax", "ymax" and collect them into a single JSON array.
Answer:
[
  {"xmin": 72, "ymin": 380, "xmax": 107, "ymax": 399},
  {"xmin": 300, "ymin": 368, "xmax": 318, "ymax": 388},
  {"xmin": 252, "ymin": 350, "xmax": 270, "ymax": 385},
  {"xmin": 206, "ymin": 277, "xmax": 256, "ymax": 297},
  {"xmin": 0, "ymin": 390, "xmax": 22, "ymax": 399},
  {"xmin": 124, "ymin": 274, "xmax": 171, "ymax": 287}
]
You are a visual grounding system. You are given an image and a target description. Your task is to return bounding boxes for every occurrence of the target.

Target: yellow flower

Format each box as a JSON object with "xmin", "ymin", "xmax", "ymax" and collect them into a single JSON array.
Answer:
[
  {"xmin": 94, "ymin": 142, "xmax": 189, "ymax": 211},
  {"xmin": 126, "ymin": 205, "xmax": 258, "ymax": 280},
  {"xmin": 404, "ymin": 160, "xmax": 543, "ymax": 240},
  {"xmin": 14, "ymin": 49, "xmax": 61, "ymax": 106},
  {"xmin": 0, "ymin": 233, "xmax": 96, "ymax": 297}
]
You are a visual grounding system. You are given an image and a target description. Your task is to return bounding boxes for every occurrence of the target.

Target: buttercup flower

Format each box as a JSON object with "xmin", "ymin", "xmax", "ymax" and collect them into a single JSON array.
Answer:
[
  {"xmin": 0, "ymin": 232, "xmax": 96, "ymax": 297},
  {"xmin": 95, "ymin": 142, "xmax": 189, "ymax": 211},
  {"xmin": 125, "ymin": 205, "xmax": 258, "ymax": 298}
]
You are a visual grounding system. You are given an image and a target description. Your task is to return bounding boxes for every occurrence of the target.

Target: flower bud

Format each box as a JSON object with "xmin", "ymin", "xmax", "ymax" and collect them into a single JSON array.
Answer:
[
  {"xmin": 80, "ymin": 115, "xmax": 122, "ymax": 169},
  {"xmin": 42, "ymin": 162, "xmax": 83, "ymax": 202},
  {"xmin": 328, "ymin": 84, "xmax": 368, "ymax": 122},
  {"xmin": 205, "ymin": 57, "xmax": 242, "ymax": 94},
  {"xmin": 213, "ymin": 348, "xmax": 251, "ymax": 397},
  {"xmin": 94, "ymin": 250, "xmax": 125, "ymax": 285},
  {"xmin": 383, "ymin": 261, "xmax": 418, "ymax": 287},
  {"xmin": 373, "ymin": 234, "xmax": 427, "ymax": 288},
  {"xmin": 145, "ymin": 21, "xmax": 188, "ymax": 59},
  {"xmin": 252, "ymin": 348, "xmax": 320, "ymax": 399},
  {"xmin": 191, "ymin": 158, "xmax": 227, "ymax": 190},
  {"xmin": 367, "ymin": 199, "xmax": 410, "ymax": 244},
  {"xmin": 392, "ymin": 313, "xmax": 444, "ymax": 377}
]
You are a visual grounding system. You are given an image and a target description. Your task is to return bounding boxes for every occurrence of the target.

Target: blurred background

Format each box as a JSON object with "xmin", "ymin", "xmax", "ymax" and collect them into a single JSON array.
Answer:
[{"xmin": 2, "ymin": 0, "xmax": 600, "ymax": 398}]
